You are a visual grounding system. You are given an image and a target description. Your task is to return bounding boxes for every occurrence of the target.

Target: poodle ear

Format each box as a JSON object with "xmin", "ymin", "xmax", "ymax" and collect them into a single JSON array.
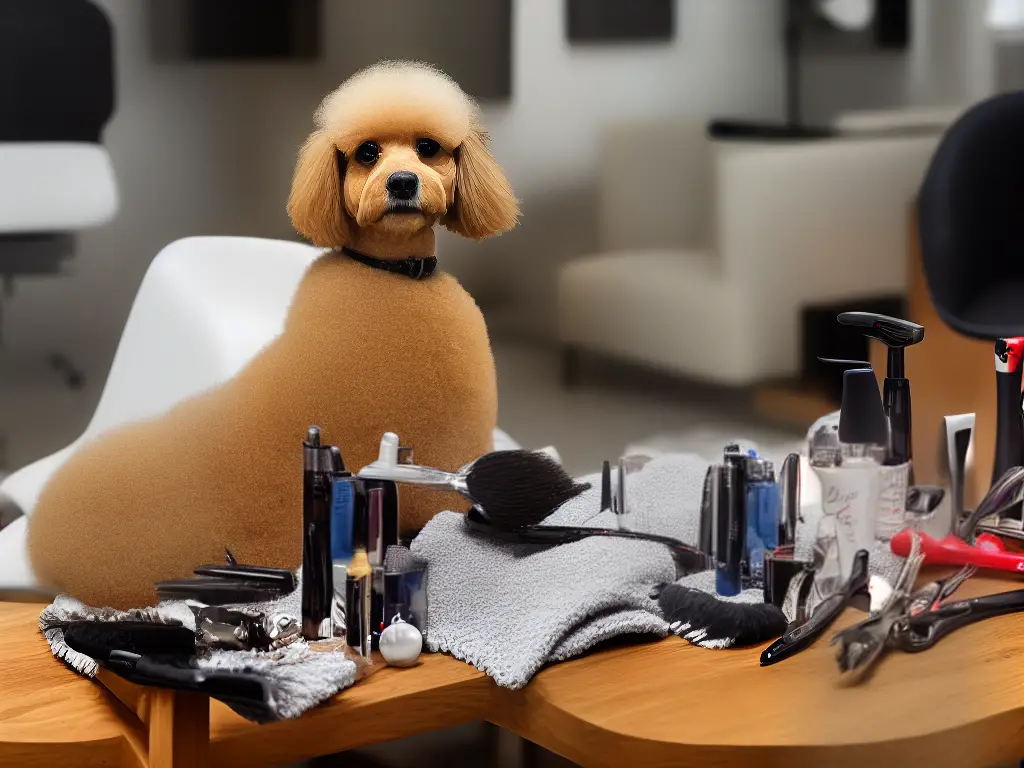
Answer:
[
  {"xmin": 286, "ymin": 130, "xmax": 353, "ymax": 248},
  {"xmin": 444, "ymin": 124, "xmax": 520, "ymax": 240}
]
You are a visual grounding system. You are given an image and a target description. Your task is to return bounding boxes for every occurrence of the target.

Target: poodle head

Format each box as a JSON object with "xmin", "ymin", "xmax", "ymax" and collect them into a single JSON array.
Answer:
[{"xmin": 287, "ymin": 60, "xmax": 519, "ymax": 250}]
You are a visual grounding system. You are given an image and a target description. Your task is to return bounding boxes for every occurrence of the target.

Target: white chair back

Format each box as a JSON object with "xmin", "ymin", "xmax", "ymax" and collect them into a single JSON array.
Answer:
[{"xmin": 1, "ymin": 236, "xmax": 321, "ymax": 516}]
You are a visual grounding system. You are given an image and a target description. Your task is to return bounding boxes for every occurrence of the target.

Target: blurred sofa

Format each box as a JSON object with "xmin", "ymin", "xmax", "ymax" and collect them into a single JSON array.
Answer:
[{"xmin": 556, "ymin": 120, "xmax": 941, "ymax": 386}]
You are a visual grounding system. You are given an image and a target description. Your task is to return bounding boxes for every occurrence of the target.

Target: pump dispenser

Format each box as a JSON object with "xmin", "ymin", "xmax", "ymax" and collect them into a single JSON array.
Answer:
[{"xmin": 837, "ymin": 312, "xmax": 924, "ymax": 467}]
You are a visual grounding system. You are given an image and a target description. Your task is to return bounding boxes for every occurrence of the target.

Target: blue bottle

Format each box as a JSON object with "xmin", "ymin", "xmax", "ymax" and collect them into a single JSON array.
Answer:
[
  {"xmin": 330, "ymin": 474, "xmax": 356, "ymax": 567},
  {"xmin": 744, "ymin": 457, "xmax": 779, "ymax": 589}
]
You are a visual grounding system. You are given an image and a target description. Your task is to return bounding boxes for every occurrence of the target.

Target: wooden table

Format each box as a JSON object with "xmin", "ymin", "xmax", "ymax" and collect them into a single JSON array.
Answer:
[{"xmin": 6, "ymin": 574, "xmax": 1024, "ymax": 768}]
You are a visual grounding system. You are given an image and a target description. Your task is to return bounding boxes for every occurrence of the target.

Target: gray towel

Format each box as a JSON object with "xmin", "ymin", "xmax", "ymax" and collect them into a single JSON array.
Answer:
[
  {"xmin": 411, "ymin": 453, "xmax": 765, "ymax": 689},
  {"xmin": 412, "ymin": 449, "xmax": 910, "ymax": 688},
  {"xmin": 39, "ymin": 588, "xmax": 357, "ymax": 722}
]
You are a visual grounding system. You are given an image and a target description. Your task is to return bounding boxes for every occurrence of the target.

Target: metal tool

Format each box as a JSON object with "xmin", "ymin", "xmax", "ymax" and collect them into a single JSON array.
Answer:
[
  {"xmin": 832, "ymin": 532, "xmax": 925, "ymax": 684},
  {"xmin": 760, "ymin": 550, "xmax": 869, "ymax": 667},
  {"xmin": 906, "ymin": 565, "xmax": 976, "ymax": 618},
  {"xmin": 893, "ymin": 587, "xmax": 1024, "ymax": 652}
]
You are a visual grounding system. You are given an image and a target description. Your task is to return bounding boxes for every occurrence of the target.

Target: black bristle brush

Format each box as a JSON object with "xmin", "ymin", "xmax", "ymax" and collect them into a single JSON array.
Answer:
[
  {"xmin": 359, "ymin": 448, "xmax": 591, "ymax": 529},
  {"xmin": 657, "ymin": 584, "xmax": 787, "ymax": 649}
]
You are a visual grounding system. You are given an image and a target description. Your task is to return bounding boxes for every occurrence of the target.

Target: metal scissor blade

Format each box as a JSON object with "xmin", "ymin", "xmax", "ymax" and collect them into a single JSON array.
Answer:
[{"xmin": 833, "ymin": 546, "xmax": 925, "ymax": 684}]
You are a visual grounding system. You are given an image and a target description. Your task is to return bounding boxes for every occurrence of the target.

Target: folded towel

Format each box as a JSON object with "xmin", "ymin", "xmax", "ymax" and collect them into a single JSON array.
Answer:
[
  {"xmin": 411, "ymin": 452, "xmax": 768, "ymax": 689},
  {"xmin": 39, "ymin": 587, "xmax": 357, "ymax": 723}
]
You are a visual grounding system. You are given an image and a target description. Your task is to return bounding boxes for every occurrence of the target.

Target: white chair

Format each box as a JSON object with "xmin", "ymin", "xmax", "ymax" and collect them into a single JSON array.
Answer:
[
  {"xmin": 557, "ymin": 120, "xmax": 941, "ymax": 385},
  {"xmin": 0, "ymin": 236, "xmax": 520, "ymax": 592}
]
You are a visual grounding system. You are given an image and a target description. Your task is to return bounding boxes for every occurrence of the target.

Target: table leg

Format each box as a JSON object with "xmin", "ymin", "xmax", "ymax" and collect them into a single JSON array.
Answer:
[{"xmin": 148, "ymin": 689, "xmax": 210, "ymax": 768}]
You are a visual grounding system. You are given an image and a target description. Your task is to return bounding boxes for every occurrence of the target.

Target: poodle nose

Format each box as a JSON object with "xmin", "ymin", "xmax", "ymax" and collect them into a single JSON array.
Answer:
[{"xmin": 386, "ymin": 171, "xmax": 419, "ymax": 200}]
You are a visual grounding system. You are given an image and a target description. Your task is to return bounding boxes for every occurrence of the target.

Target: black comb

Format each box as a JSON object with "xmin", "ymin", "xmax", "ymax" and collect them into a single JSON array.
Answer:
[{"xmin": 155, "ymin": 551, "xmax": 296, "ymax": 605}]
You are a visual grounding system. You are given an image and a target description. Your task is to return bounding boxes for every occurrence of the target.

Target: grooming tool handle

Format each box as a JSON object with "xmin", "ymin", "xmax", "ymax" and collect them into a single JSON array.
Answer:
[
  {"xmin": 993, "ymin": 353, "xmax": 1024, "ymax": 489},
  {"xmin": 463, "ymin": 506, "xmax": 711, "ymax": 575},
  {"xmin": 891, "ymin": 530, "xmax": 1024, "ymax": 573},
  {"xmin": 759, "ymin": 550, "xmax": 869, "ymax": 666},
  {"xmin": 901, "ymin": 590, "xmax": 1024, "ymax": 651}
]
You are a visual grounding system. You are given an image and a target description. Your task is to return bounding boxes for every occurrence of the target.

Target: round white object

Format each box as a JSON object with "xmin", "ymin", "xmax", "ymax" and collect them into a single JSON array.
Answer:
[
  {"xmin": 379, "ymin": 616, "xmax": 423, "ymax": 667},
  {"xmin": 816, "ymin": 0, "xmax": 875, "ymax": 31}
]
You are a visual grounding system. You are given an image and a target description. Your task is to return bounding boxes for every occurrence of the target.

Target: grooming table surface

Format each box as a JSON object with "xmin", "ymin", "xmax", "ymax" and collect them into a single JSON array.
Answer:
[{"xmin": 4, "ymin": 573, "xmax": 1024, "ymax": 767}]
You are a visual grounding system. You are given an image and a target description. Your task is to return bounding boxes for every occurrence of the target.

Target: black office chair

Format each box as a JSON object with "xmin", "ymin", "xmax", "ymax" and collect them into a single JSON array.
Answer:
[
  {"xmin": 0, "ymin": 0, "xmax": 118, "ymax": 470},
  {"xmin": 918, "ymin": 91, "xmax": 1024, "ymax": 340}
]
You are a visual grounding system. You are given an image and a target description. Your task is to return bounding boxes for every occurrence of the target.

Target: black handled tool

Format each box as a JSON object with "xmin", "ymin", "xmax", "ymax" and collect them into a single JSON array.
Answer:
[
  {"xmin": 464, "ymin": 506, "xmax": 710, "ymax": 578},
  {"xmin": 895, "ymin": 589, "xmax": 1024, "ymax": 652},
  {"xmin": 155, "ymin": 550, "xmax": 296, "ymax": 605},
  {"xmin": 760, "ymin": 549, "xmax": 870, "ymax": 666}
]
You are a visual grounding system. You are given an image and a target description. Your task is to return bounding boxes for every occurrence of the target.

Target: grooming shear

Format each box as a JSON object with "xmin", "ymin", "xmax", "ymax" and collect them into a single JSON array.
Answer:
[{"xmin": 832, "ymin": 533, "xmax": 925, "ymax": 683}]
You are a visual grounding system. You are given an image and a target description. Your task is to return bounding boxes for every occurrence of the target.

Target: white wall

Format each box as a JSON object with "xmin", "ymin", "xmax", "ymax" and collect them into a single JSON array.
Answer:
[
  {"xmin": 801, "ymin": 0, "xmax": 997, "ymax": 125},
  {"xmin": 447, "ymin": 0, "xmax": 786, "ymax": 338},
  {"xmin": 5, "ymin": 0, "xmax": 786, "ymax": 364}
]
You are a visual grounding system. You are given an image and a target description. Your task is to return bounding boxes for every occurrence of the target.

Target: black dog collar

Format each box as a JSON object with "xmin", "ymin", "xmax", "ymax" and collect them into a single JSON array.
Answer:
[{"xmin": 341, "ymin": 247, "xmax": 437, "ymax": 280}]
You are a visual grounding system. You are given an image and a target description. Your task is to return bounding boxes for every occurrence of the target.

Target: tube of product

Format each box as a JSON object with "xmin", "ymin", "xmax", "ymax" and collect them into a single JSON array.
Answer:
[
  {"xmin": 777, "ymin": 453, "xmax": 800, "ymax": 547},
  {"xmin": 698, "ymin": 464, "xmax": 719, "ymax": 559},
  {"xmin": 329, "ymin": 447, "xmax": 357, "ymax": 639},
  {"xmin": 715, "ymin": 462, "xmax": 745, "ymax": 596},
  {"xmin": 301, "ymin": 426, "xmax": 334, "ymax": 641},
  {"xmin": 745, "ymin": 458, "xmax": 780, "ymax": 590}
]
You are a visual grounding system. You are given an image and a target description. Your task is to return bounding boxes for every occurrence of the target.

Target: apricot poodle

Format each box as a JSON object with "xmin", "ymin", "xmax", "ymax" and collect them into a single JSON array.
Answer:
[{"xmin": 28, "ymin": 60, "xmax": 519, "ymax": 607}]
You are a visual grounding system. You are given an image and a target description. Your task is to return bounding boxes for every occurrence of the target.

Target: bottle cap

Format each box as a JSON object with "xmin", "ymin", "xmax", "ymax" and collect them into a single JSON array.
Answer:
[
  {"xmin": 745, "ymin": 457, "xmax": 771, "ymax": 482},
  {"xmin": 838, "ymin": 368, "xmax": 889, "ymax": 447},
  {"xmin": 810, "ymin": 424, "xmax": 841, "ymax": 467}
]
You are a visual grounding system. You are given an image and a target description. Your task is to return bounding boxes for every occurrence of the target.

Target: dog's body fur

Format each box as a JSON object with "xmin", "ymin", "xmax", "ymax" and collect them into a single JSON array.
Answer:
[{"xmin": 28, "ymin": 61, "xmax": 518, "ymax": 608}]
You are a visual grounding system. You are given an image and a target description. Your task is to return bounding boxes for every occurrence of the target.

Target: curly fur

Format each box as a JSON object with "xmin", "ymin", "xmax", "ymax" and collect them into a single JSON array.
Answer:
[{"xmin": 28, "ymin": 61, "xmax": 520, "ymax": 608}]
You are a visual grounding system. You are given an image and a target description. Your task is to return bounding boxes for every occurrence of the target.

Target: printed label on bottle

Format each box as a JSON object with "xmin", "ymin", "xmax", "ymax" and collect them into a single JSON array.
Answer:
[
  {"xmin": 331, "ymin": 478, "xmax": 355, "ymax": 563},
  {"xmin": 818, "ymin": 464, "xmax": 878, "ymax": 582}
]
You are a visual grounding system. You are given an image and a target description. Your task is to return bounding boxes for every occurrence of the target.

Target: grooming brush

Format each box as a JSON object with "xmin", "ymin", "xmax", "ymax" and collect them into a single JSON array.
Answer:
[
  {"xmin": 358, "ymin": 432, "xmax": 591, "ymax": 529},
  {"xmin": 464, "ymin": 506, "xmax": 710, "ymax": 577},
  {"xmin": 658, "ymin": 584, "xmax": 787, "ymax": 649}
]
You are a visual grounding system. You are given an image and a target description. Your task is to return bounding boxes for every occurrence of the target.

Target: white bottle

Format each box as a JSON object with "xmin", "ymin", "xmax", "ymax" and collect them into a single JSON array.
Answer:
[{"xmin": 810, "ymin": 428, "xmax": 883, "ymax": 583}]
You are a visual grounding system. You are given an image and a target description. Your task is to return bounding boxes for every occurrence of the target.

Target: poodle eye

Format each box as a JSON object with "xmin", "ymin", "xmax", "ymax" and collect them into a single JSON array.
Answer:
[
  {"xmin": 355, "ymin": 141, "xmax": 380, "ymax": 165},
  {"xmin": 416, "ymin": 138, "xmax": 441, "ymax": 159}
]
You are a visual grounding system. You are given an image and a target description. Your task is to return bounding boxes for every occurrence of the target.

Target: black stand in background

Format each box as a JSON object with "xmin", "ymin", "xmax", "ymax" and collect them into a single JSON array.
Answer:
[{"xmin": 708, "ymin": 0, "xmax": 836, "ymax": 141}]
